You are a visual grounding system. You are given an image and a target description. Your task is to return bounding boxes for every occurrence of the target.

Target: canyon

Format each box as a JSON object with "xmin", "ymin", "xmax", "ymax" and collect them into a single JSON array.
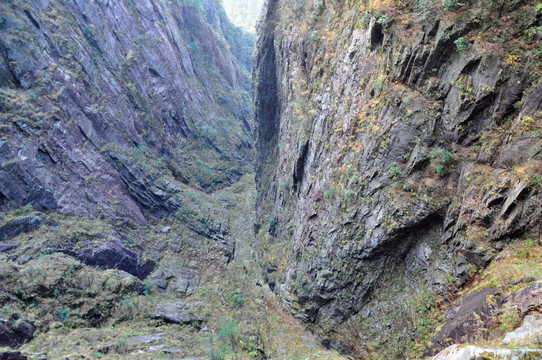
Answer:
[{"xmin": 1, "ymin": 0, "xmax": 542, "ymax": 359}]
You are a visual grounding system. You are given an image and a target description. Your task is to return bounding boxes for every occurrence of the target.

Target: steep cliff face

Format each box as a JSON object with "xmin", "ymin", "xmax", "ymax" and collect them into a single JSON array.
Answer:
[
  {"xmin": 0, "ymin": 2, "xmax": 350, "ymax": 358},
  {"xmin": 0, "ymin": 0, "xmax": 253, "ymax": 225},
  {"xmin": 0, "ymin": 0, "xmax": 253, "ymax": 357},
  {"xmin": 254, "ymin": 0, "xmax": 542, "ymax": 357}
]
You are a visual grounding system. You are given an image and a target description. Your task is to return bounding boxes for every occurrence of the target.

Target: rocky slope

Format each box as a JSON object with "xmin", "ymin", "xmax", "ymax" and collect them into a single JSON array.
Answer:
[{"xmin": 254, "ymin": 0, "xmax": 542, "ymax": 358}]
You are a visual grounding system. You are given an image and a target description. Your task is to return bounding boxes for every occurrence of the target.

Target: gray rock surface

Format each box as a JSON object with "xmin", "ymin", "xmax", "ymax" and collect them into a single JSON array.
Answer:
[
  {"xmin": 503, "ymin": 315, "xmax": 542, "ymax": 346},
  {"xmin": 126, "ymin": 333, "xmax": 164, "ymax": 347},
  {"xmin": 0, "ymin": 216, "xmax": 43, "ymax": 241},
  {"xmin": 253, "ymin": 0, "xmax": 542, "ymax": 356},
  {"xmin": 154, "ymin": 302, "xmax": 205, "ymax": 326},
  {"xmin": 0, "ymin": 319, "xmax": 35, "ymax": 347},
  {"xmin": 0, "ymin": 0, "xmax": 253, "ymax": 224},
  {"xmin": 0, "ymin": 352, "xmax": 28, "ymax": 360},
  {"xmin": 0, "ymin": 243, "xmax": 19, "ymax": 253},
  {"xmin": 430, "ymin": 344, "xmax": 542, "ymax": 360},
  {"xmin": 59, "ymin": 237, "xmax": 154, "ymax": 280}
]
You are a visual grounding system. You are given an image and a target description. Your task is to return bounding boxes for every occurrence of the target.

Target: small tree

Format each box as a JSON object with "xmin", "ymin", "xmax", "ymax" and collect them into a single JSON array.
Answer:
[{"xmin": 218, "ymin": 317, "xmax": 240, "ymax": 357}]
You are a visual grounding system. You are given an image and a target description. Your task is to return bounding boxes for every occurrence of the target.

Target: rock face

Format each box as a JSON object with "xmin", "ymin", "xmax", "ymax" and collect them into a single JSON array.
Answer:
[
  {"xmin": 0, "ymin": 2, "xmax": 257, "ymax": 355},
  {"xmin": 0, "ymin": 319, "xmax": 35, "ymax": 347},
  {"xmin": 253, "ymin": 0, "xmax": 542, "ymax": 356},
  {"xmin": 58, "ymin": 237, "xmax": 155, "ymax": 280},
  {"xmin": 504, "ymin": 315, "xmax": 542, "ymax": 346},
  {"xmin": 154, "ymin": 301, "xmax": 205, "ymax": 326},
  {"xmin": 426, "ymin": 282, "xmax": 542, "ymax": 355},
  {"xmin": 0, "ymin": 0, "xmax": 255, "ymax": 316},
  {"xmin": 0, "ymin": 216, "xmax": 43, "ymax": 241},
  {"xmin": 0, "ymin": 0, "xmax": 254, "ymax": 225},
  {"xmin": 0, "ymin": 352, "xmax": 28, "ymax": 360},
  {"xmin": 430, "ymin": 345, "xmax": 542, "ymax": 360}
]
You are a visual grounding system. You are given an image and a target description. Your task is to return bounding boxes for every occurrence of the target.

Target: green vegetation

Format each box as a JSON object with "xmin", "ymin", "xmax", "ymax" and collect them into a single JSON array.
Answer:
[
  {"xmin": 11, "ymin": 203, "xmax": 34, "ymax": 216},
  {"xmin": 443, "ymin": 0, "xmax": 470, "ymax": 11},
  {"xmin": 143, "ymin": 280, "xmax": 154, "ymax": 295},
  {"xmin": 390, "ymin": 163, "xmax": 402, "ymax": 181},
  {"xmin": 454, "ymin": 37, "xmax": 470, "ymax": 51},
  {"xmin": 430, "ymin": 147, "xmax": 457, "ymax": 177},
  {"xmin": 325, "ymin": 188, "xmax": 336, "ymax": 199},
  {"xmin": 230, "ymin": 291, "xmax": 245, "ymax": 309},
  {"xmin": 218, "ymin": 317, "xmax": 240, "ymax": 352},
  {"xmin": 59, "ymin": 308, "xmax": 70, "ymax": 323}
]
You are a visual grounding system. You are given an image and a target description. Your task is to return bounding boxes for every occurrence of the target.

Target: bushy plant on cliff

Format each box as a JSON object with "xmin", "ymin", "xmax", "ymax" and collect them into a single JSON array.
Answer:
[
  {"xmin": 443, "ymin": 0, "xmax": 470, "ymax": 11},
  {"xmin": 217, "ymin": 317, "xmax": 240, "ymax": 356},
  {"xmin": 390, "ymin": 163, "xmax": 402, "ymax": 181},
  {"xmin": 430, "ymin": 147, "xmax": 457, "ymax": 177},
  {"xmin": 454, "ymin": 37, "xmax": 470, "ymax": 51}
]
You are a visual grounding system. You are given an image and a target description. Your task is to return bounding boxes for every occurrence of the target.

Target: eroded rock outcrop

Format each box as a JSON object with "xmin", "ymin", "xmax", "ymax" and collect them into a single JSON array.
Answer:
[
  {"xmin": 430, "ymin": 344, "xmax": 542, "ymax": 360},
  {"xmin": 0, "ymin": 319, "xmax": 35, "ymax": 347},
  {"xmin": 154, "ymin": 301, "xmax": 205, "ymax": 326},
  {"xmin": 254, "ymin": 0, "xmax": 542, "ymax": 357},
  {"xmin": 0, "ymin": 0, "xmax": 254, "ymax": 224},
  {"xmin": 0, "ymin": 1, "xmax": 256, "ymax": 355}
]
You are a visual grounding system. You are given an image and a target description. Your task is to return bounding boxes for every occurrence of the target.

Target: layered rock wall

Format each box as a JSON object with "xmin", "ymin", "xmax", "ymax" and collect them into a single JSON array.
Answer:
[
  {"xmin": 254, "ymin": 0, "xmax": 542, "ymax": 357},
  {"xmin": 0, "ymin": 0, "xmax": 254, "ymax": 225}
]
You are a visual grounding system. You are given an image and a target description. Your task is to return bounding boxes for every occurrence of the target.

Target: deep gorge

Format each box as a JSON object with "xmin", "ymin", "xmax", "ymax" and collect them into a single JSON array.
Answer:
[{"xmin": 1, "ymin": 0, "xmax": 542, "ymax": 359}]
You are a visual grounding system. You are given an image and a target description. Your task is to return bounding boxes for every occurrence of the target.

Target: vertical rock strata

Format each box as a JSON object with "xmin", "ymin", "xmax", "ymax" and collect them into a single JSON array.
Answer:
[
  {"xmin": 0, "ymin": 0, "xmax": 254, "ymax": 223},
  {"xmin": 253, "ymin": 0, "xmax": 542, "ymax": 357}
]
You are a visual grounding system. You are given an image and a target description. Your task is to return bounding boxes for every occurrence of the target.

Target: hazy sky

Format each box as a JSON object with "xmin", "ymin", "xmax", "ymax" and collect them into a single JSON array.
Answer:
[{"xmin": 222, "ymin": 0, "xmax": 264, "ymax": 33}]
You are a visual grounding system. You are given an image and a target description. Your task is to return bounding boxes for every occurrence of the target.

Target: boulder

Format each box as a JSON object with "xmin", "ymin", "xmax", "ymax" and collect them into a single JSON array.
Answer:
[
  {"xmin": 503, "ymin": 314, "xmax": 542, "ymax": 346},
  {"xmin": 506, "ymin": 282, "xmax": 542, "ymax": 314},
  {"xmin": 126, "ymin": 333, "xmax": 164, "ymax": 347},
  {"xmin": 425, "ymin": 288, "xmax": 500, "ymax": 356},
  {"xmin": 154, "ymin": 302, "xmax": 205, "ymax": 325},
  {"xmin": 148, "ymin": 261, "xmax": 199, "ymax": 295},
  {"xmin": 0, "ymin": 243, "xmax": 19, "ymax": 253},
  {"xmin": 0, "ymin": 352, "xmax": 28, "ymax": 360},
  {"xmin": 0, "ymin": 319, "xmax": 35, "ymax": 347},
  {"xmin": 59, "ymin": 238, "xmax": 154, "ymax": 280},
  {"xmin": 430, "ymin": 344, "xmax": 542, "ymax": 360},
  {"xmin": 0, "ymin": 216, "xmax": 43, "ymax": 241}
]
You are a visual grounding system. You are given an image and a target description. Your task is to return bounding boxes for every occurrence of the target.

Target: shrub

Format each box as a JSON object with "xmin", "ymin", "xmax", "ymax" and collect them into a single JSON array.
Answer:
[
  {"xmin": 143, "ymin": 280, "xmax": 154, "ymax": 295},
  {"xmin": 430, "ymin": 147, "xmax": 457, "ymax": 177},
  {"xmin": 390, "ymin": 163, "xmax": 402, "ymax": 181},
  {"xmin": 218, "ymin": 317, "xmax": 240, "ymax": 354},
  {"xmin": 440, "ymin": 33, "xmax": 450, "ymax": 42},
  {"xmin": 230, "ymin": 291, "xmax": 245, "ymax": 309},
  {"xmin": 356, "ymin": 13, "xmax": 373, "ymax": 29},
  {"xmin": 310, "ymin": 31, "xmax": 319, "ymax": 43},
  {"xmin": 59, "ymin": 308, "xmax": 70, "ymax": 323},
  {"xmin": 443, "ymin": 0, "xmax": 469, "ymax": 11},
  {"xmin": 11, "ymin": 203, "xmax": 33, "ymax": 215},
  {"xmin": 115, "ymin": 338, "xmax": 127, "ymax": 354},
  {"xmin": 311, "ymin": 0, "xmax": 325, "ymax": 22},
  {"xmin": 454, "ymin": 37, "xmax": 469, "ymax": 51},
  {"xmin": 529, "ymin": 174, "xmax": 542, "ymax": 190}
]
